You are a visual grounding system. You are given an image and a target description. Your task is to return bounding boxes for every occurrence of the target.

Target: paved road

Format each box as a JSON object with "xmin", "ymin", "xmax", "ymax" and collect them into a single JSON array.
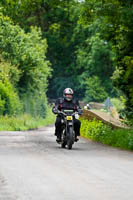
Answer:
[{"xmin": 0, "ymin": 125, "xmax": 133, "ymax": 200}]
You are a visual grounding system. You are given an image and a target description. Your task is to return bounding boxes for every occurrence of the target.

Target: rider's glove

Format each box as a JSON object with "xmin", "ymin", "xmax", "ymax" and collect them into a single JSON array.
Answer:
[{"xmin": 52, "ymin": 107, "xmax": 59, "ymax": 114}]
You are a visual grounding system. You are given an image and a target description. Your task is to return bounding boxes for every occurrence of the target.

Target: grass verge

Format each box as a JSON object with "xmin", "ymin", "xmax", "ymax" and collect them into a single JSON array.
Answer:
[
  {"xmin": 80, "ymin": 117, "xmax": 133, "ymax": 151},
  {"xmin": 0, "ymin": 106, "xmax": 55, "ymax": 131}
]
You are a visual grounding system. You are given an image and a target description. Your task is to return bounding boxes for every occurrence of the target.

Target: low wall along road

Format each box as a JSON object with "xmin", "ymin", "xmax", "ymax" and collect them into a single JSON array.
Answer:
[{"xmin": 82, "ymin": 109, "xmax": 128, "ymax": 129}]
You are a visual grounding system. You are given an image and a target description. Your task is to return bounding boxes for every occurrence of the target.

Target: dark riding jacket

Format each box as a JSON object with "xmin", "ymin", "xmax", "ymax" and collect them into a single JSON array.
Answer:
[{"xmin": 52, "ymin": 97, "xmax": 82, "ymax": 115}]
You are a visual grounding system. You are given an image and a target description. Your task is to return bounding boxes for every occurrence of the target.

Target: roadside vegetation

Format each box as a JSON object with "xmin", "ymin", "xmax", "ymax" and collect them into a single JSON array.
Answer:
[
  {"xmin": 80, "ymin": 117, "xmax": 133, "ymax": 151},
  {"xmin": 0, "ymin": 107, "xmax": 55, "ymax": 131}
]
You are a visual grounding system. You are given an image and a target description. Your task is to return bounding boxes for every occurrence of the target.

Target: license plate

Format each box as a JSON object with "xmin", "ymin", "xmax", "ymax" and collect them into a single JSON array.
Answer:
[{"xmin": 66, "ymin": 116, "xmax": 72, "ymax": 120}]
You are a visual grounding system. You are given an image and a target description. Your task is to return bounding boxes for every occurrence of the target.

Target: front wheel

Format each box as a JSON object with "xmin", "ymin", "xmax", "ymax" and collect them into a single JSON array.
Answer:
[
  {"xmin": 61, "ymin": 130, "xmax": 67, "ymax": 148},
  {"xmin": 67, "ymin": 127, "xmax": 73, "ymax": 150}
]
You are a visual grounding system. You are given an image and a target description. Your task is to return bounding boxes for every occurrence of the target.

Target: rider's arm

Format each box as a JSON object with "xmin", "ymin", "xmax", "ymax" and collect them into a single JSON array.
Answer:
[{"xmin": 75, "ymin": 100, "xmax": 82, "ymax": 115}]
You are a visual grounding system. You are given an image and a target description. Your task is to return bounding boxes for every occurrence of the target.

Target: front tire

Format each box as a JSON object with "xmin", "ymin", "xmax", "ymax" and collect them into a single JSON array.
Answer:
[
  {"xmin": 61, "ymin": 130, "xmax": 67, "ymax": 148},
  {"xmin": 67, "ymin": 127, "xmax": 73, "ymax": 150}
]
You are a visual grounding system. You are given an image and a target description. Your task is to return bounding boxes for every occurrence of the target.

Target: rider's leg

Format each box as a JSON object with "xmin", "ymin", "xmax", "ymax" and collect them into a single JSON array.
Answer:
[
  {"xmin": 74, "ymin": 119, "xmax": 81, "ymax": 141},
  {"xmin": 55, "ymin": 117, "xmax": 62, "ymax": 142}
]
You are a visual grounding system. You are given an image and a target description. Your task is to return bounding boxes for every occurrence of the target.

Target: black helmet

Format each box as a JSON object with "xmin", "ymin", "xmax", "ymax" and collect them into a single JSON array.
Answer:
[{"xmin": 63, "ymin": 88, "xmax": 74, "ymax": 101}]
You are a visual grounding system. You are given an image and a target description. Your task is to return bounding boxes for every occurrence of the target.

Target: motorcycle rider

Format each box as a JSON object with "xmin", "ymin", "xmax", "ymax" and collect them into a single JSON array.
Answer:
[{"xmin": 52, "ymin": 88, "xmax": 82, "ymax": 143}]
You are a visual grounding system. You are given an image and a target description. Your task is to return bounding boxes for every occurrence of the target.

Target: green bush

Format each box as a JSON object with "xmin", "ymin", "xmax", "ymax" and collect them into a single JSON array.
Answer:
[
  {"xmin": 80, "ymin": 117, "xmax": 133, "ymax": 150},
  {"xmin": 0, "ymin": 81, "xmax": 22, "ymax": 115},
  {"xmin": 111, "ymin": 97, "xmax": 125, "ymax": 112},
  {"xmin": 0, "ymin": 59, "xmax": 22, "ymax": 115}
]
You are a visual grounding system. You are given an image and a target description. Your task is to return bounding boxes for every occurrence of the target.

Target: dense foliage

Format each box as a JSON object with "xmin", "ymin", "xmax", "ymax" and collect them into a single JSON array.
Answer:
[
  {"xmin": 80, "ymin": 118, "xmax": 133, "ymax": 150},
  {"xmin": 0, "ymin": 12, "xmax": 51, "ymax": 117},
  {"xmin": 0, "ymin": 57, "xmax": 22, "ymax": 115}
]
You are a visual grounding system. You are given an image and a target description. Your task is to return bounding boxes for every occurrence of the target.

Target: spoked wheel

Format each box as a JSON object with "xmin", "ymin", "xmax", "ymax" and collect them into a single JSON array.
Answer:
[{"xmin": 67, "ymin": 127, "xmax": 73, "ymax": 150}]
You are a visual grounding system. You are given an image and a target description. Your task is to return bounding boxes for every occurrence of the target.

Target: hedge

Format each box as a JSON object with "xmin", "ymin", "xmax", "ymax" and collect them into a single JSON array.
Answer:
[{"xmin": 80, "ymin": 118, "xmax": 133, "ymax": 151}]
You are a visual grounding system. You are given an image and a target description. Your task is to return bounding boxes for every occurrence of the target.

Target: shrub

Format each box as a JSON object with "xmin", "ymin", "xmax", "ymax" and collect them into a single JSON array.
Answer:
[
  {"xmin": 0, "ymin": 81, "xmax": 22, "ymax": 115},
  {"xmin": 0, "ymin": 59, "xmax": 22, "ymax": 115},
  {"xmin": 111, "ymin": 97, "xmax": 125, "ymax": 112},
  {"xmin": 80, "ymin": 117, "xmax": 133, "ymax": 150}
]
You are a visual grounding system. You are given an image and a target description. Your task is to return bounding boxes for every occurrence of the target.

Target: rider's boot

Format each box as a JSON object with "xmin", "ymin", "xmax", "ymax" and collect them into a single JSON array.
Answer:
[
  {"xmin": 56, "ymin": 132, "xmax": 61, "ymax": 143},
  {"xmin": 56, "ymin": 137, "xmax": 61, "ymax": 143},
  {"xmin": 75, "ymin": 136, "xmax": 79, "ymax": 142}
]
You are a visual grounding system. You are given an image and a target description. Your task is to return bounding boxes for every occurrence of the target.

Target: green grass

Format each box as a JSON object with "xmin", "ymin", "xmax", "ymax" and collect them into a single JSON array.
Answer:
[
  {"xmin": 80, "ymin": 117, "xmax": 133, "ymax": 151},
  {"xmin": 0, "ymin": 107, "xmax": 56, "ymax": 131}
]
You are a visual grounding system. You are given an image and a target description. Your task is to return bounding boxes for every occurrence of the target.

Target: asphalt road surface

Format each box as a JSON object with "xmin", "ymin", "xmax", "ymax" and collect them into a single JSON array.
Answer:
[{"xmin": 0, "ymin": 125, "xmax": 133, "ymax": 200}]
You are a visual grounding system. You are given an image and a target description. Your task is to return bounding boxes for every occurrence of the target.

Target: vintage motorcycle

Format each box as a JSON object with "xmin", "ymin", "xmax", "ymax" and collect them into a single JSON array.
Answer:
[{"xmin": 58, "ymin": 110, "xmax": 79, "ymax": 150}]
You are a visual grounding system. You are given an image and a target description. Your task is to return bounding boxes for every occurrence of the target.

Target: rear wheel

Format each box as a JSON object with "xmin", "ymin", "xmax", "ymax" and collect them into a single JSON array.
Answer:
[{"xmin": 67, "ymin": 127, "xmax": 73, "ymax": 150}]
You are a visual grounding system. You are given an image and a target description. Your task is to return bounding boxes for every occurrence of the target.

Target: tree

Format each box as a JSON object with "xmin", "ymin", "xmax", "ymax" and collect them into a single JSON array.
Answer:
[
  {"xmin": 79, "ymin": 0, "xmax": 133, "ymax": 120},
  {"xmin": 0, "ymin": 12, "xmax": 51, "ymax": 116},
  {"xmin": 84, "ymin": 76, "xmax": 108, "ymax": 102},
  {"xmin": 76, "ymin": 31, "xmax": 115, "ymax": 97}
]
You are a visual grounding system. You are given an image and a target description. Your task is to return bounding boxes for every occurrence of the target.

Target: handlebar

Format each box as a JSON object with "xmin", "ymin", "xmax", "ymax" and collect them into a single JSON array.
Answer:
[{"xmin": 58, "ymin": 111, "xmax": 78, "ymax": 116}]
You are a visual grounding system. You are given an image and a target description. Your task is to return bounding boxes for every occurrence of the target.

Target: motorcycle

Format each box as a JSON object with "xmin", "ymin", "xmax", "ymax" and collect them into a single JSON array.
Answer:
[{"xmin": 58, "ymin": 110, "xmax": 79, "ymax": 150}]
